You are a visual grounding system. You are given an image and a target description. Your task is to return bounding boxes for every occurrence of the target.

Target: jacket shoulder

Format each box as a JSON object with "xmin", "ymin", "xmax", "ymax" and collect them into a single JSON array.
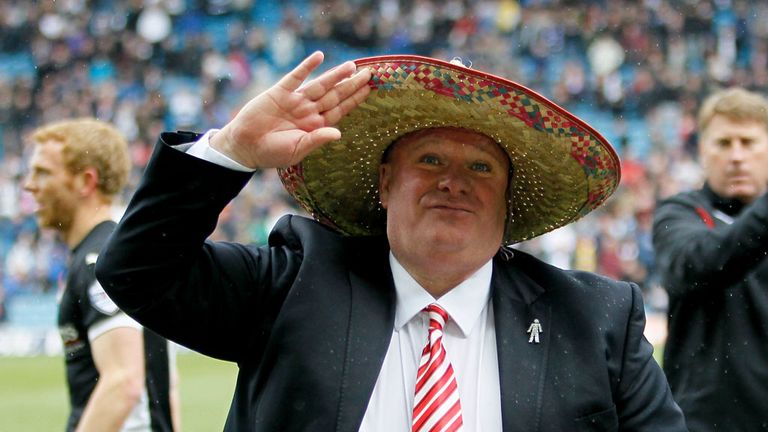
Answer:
[
  {"xmin": 656, "ymin": 188, "xmax": 708, "ymax": 209},
  {"xmin": 503, "ymin": 248, "xmax": 633, "ymax": 297},
  {"xmin": 268, "ymin": 214, "xmax": 339, "ymax": 248},
  {"xmin": 268, "ymin": 214, "xmax": 388, "ymax": 257}
]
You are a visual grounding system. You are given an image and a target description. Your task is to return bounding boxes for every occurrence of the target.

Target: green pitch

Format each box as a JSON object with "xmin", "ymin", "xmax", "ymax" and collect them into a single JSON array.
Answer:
[
  {"xmin": 0, "ymin": 352, "xmax": 238, "ymax": 431},
  {"xmin": 0, "ymin": 346, "xmax": 665, "ymax": 431}
]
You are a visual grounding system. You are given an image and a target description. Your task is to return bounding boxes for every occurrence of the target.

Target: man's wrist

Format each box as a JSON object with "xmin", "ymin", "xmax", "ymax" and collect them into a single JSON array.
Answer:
[{"xmin": 186, "ymin": 129, "xmax": 255, "ymax": 172}]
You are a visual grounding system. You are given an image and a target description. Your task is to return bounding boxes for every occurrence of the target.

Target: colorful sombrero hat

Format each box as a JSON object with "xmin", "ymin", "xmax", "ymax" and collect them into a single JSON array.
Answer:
[{"xmin": 278, "ymin": 55, "xmax": 620, "ymax": 245}]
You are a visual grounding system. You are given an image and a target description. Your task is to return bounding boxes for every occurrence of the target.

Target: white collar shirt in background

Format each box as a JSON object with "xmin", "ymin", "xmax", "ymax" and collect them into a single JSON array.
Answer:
[{"xmin": 359, "ymin": 253, "xmax": 502, "ymax": 431}]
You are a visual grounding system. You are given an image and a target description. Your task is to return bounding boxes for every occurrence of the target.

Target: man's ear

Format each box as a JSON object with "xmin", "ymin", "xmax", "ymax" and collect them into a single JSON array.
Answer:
[
  {"xmin": 378, "ymin": 163, "xmax": 390, "ymax": 209},
  {"xmin": 78, "ymin": 167, "xmax": 100, "ymax": 197}
]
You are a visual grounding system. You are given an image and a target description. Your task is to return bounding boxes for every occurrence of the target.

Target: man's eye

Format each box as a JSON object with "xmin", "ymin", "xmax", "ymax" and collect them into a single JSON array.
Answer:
[
  {"xmin": 471, "ymin": 162, "xmax": 491, "ymax": 172},
  {"xmin": 420, "ymin": 155, "xmax": 440, "ymax": 165}
]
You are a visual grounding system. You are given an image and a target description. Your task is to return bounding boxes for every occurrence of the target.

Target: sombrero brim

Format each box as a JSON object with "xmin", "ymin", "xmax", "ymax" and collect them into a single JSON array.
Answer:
[{"xmin": 278, "ymin": 55, "xmax": 621, "ymax": 245}]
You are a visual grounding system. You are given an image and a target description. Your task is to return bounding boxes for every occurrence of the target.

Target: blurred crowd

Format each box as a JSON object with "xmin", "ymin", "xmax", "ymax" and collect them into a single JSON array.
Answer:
[{"xmin": 1, "ymin": 0, "xmax": 764, "ymax": 322}]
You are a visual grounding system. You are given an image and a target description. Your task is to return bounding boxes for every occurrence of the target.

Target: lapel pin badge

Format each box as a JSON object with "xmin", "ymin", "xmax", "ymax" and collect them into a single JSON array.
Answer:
[{"xmin": 527, "ymin": 318, "xmax": 543, "ymax": 344}]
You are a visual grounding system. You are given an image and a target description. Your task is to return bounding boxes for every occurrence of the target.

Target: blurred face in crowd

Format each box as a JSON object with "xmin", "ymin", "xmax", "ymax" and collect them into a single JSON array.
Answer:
[
  {"xmin": 379, "ymin": 127, "xmax": 509, "ymax": 270},
  {"xmin": 23, "ymin": 140, "xmax": 79, "ymax": 233},
  {"xmin": 699, "ymin": 114, "xmax": 768, "ymax": 203}
]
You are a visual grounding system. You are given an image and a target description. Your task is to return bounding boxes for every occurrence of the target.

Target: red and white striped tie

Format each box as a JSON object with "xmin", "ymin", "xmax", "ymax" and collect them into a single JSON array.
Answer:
[{"xmin": 412, "ymin": 303, "xmax": 464, "ymax": 432}]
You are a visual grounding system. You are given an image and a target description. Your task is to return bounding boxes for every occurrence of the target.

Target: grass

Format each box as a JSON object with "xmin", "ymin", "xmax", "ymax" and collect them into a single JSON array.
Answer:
[
  {"xmin": 0, "ymin": 345, "xmax": 665, "ymax": 431},
  {"xmin": 0, "ymin": 352, "xmax": 238, "ymax": 432}
]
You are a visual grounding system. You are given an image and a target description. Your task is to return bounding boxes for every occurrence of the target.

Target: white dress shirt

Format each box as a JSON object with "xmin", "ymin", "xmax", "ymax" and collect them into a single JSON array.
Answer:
[
  {"xmin": 359, "ymin": 254, "xmax": 502, "ymax": 431},
  {"xmin": 183, "ymin": 131, "xmax": 503, "ymax": 431}
]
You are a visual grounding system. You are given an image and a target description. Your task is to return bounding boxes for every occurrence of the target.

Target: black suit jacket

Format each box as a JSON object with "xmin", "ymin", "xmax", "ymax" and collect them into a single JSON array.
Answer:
[{"xmin": 96, "ymin": 133, "xmax": 686, "ymax": 431}]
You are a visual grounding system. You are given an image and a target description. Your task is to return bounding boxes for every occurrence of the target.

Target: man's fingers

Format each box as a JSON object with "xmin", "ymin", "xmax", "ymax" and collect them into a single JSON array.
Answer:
[
  {"xmin": 300, "ymin": 61, "xmax": 359, "ymax": 101},
  {"xmin": 322, "ymin": 82, "xmax": 372, "ymax": 126},
  {"xmin": 288, "ymin": 67, "xmax": 370, "ymax": 124},
  {"xmin": 308, "ymin": 127, "xmax": 342, "ymax": 146},
  {"xmin": 276, "ymin": 51, "xmax": 325, "ymax": 92},
  {"xmin": 315, "ymin": 67, "xmax": 372, "ymax": 114},
  {"xmin": 287, "ymin": 128, "xmax": 341, "ymax": 164}
]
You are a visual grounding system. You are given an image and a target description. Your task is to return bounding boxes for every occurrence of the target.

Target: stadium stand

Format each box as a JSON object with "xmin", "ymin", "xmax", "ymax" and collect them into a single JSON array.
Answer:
[{"xmin": 2, "ymin": 0, "xmax": 764, "ymax": 351}]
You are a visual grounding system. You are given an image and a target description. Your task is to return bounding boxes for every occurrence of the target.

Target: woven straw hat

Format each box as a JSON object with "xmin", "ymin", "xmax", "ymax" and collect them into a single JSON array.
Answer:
[{"xmin": 278, "ymin": 55, "xmax": 620, "ymax": 245}]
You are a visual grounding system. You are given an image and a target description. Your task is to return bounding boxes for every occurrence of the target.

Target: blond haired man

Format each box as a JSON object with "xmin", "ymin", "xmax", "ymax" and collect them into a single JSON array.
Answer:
[
  {"xmin": 653, "ymin": 88, "xmax": 768, "ymax": 431},
  {"xmin": 24, "ymin": 118, "xmax": 179, "ymax": 432}
]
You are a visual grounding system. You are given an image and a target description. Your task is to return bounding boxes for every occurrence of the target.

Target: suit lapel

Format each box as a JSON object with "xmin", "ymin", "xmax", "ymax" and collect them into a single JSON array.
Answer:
[
  {"xmin": 493, "ymin": 256, "xmax": 551, "ymax": 432},
  {"xmin": 335, "ymin": 238, "xmax": 396, "ymax": 432}
]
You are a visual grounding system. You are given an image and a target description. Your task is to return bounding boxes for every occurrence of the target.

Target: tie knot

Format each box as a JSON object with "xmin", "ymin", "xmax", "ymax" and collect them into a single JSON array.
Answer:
[{"xmin": 424, "ymin": 303, "xmax": 449, "ymax": 329}]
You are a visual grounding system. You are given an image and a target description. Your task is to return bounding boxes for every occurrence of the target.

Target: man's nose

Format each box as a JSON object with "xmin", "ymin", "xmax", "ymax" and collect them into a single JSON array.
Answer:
[
  {"xmin": 22, "ymin": 175, "xmax": 33, "ymax": 192},
  {"xmin": 729, "ymin": 142, "xmax": 747, "ymax": 161},
  {"xmin": 437, "ymin": 169, "xmax": 470, "ymax": 194}
]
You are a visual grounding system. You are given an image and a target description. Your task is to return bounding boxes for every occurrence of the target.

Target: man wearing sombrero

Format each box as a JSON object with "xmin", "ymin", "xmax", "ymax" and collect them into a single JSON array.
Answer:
[{"xmin": 96, "ymin": 52, "xmax": 686, "ymax": 431}]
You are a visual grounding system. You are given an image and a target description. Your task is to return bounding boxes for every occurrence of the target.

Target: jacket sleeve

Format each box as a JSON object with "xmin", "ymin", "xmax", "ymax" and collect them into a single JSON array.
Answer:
[
  {"xmin": 95, "ymin": 132, "xmax": 301, "ymax": 362},
  {"xmin": 652, "ymin": 192, "xmax": 768, "ymax": 296},
  {"xmin": 615, "ymin": 283, "xmax": 687, "ymax": 431}
]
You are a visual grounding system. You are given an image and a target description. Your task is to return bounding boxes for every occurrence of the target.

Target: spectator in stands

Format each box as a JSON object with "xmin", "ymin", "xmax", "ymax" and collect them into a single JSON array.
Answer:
[
  {"xmin": 23, "ymin": 118, "xmax": 180, "ymax": 431},
  {"xmin": 653, "ymin": 87, "xmax": 768, "ymax": 431},
  {"xmin": 96, "ymin": 52, "xmax": 686, "ymax": 431},
  {"xmin": 1, "ymin": 2, "xmax": 767, "ymax": 374}
]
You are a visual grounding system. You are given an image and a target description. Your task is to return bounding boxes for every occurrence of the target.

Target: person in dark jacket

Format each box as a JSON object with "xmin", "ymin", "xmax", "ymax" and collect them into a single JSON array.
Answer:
[
  {"xmin": 96, "ymin": 51, "xmax": 686, "ymax": 431},
  {"xmin": 653, "ymin": 87, "xmax": 768, "ymax": 431}
]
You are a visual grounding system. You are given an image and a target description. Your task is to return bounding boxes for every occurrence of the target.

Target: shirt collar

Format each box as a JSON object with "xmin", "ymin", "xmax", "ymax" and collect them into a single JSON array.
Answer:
[{"xmin": 390, "ymin": 252, "xmax": 493, "ymax": 337}]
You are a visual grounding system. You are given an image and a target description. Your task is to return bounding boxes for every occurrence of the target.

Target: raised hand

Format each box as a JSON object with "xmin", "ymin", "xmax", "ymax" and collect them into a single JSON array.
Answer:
[{"xmin": 210, "ymin": 51, "xmax": 372, "ymax": 169}]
